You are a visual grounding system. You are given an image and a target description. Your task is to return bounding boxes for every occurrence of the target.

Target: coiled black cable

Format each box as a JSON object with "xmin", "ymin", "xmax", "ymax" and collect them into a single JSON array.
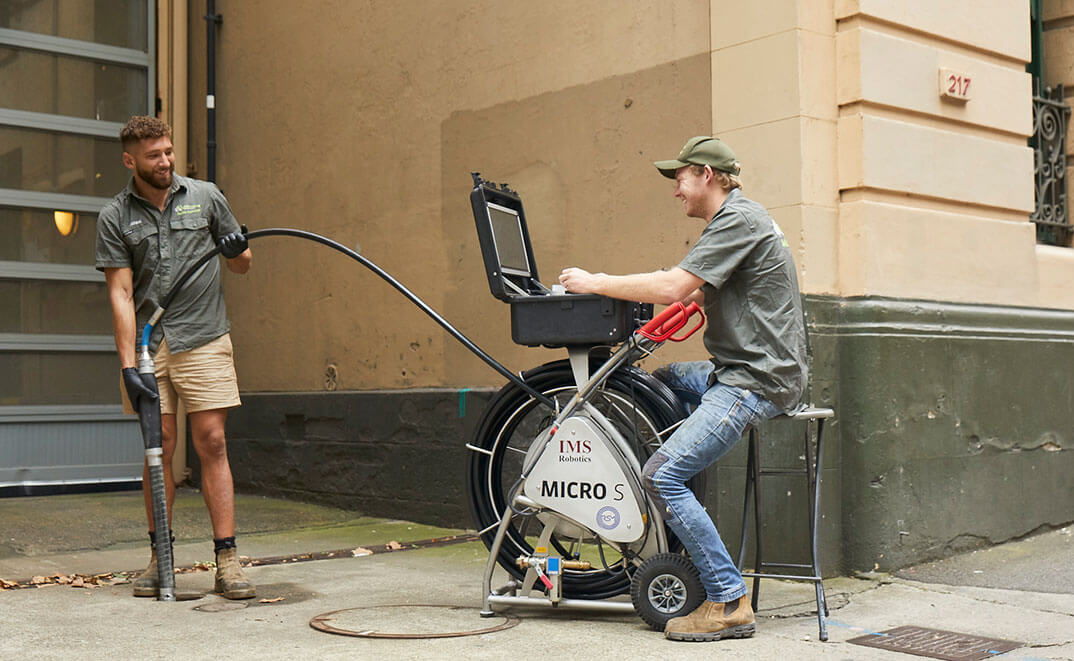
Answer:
[{"xmin": 466, "ymin": 358, "xmax": 699, "ymax": 600}]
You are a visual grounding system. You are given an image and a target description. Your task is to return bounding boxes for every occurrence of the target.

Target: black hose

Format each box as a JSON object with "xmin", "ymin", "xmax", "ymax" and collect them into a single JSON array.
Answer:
[{"xmin": 155, "ymin": 228, "xmax": 556, "ymax": 409}]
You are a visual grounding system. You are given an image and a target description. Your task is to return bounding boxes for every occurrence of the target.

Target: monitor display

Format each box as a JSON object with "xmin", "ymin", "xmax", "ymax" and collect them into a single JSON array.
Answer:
[{"xmin": 487, "ymin": 201, "xmax": 531, "ymax": 277}]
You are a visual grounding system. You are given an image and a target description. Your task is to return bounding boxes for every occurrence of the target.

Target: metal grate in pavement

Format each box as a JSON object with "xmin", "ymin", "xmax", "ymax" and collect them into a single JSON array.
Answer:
[{"xmin": 847, "ymin": 625, "xmax": 1022, "ymax": 660}]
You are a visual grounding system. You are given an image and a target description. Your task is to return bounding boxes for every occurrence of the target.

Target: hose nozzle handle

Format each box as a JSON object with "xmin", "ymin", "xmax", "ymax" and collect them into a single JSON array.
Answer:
[{"xmin": 637, "ymin": 301, "xmax": 705, "ymax": 342}]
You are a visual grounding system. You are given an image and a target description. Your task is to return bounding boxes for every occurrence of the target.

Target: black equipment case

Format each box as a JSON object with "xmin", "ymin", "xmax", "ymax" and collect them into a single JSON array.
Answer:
[{"xmin": 469, "ymin": 173, "xmax": 651, "ymax": 347}]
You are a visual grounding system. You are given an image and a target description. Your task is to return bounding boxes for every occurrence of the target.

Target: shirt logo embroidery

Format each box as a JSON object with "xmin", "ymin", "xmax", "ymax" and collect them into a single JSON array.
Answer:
[
  {"xmin": 175, "ymin": 203, "xmax": 202, "ymax": 216},
  {"xmin": 123, "ymin": 219, "xmax": 142, "ymax": 236}
]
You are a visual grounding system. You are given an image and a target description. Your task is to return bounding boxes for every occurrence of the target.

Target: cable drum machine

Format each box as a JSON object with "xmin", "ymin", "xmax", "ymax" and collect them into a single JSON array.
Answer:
[{"xmin": 466, "ymin": 173, "xmax": 710, "ymax": 630}]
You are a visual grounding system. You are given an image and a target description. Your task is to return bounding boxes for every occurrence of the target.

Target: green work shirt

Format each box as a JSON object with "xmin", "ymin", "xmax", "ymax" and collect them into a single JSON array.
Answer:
[
  {"xmin": 94, "ymin": 174, "xmax": 241, "ymax": 355},
  {"xmin": 678, "ymin": 188, "xmax": 808, "ymax": 412}
]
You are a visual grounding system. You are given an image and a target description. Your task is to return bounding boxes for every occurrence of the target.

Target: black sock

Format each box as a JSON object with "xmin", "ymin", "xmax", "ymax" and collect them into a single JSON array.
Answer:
[
  {"xmin": 214, "ymin": 536, "xmax": 236, "ymax": 553},
  {"xmin": 148, "ymin": 530, "xmax": 175, "ymax": 549}
]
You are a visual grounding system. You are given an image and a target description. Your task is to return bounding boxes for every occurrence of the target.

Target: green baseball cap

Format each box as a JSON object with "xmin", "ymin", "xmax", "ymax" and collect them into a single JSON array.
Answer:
[{"xmin": 654, "ymin": 136, "xmax": 740, "ymax": 178}]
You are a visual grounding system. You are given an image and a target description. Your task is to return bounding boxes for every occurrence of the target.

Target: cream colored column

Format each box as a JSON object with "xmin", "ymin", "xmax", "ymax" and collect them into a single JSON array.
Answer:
[
  {"xmin": 710, "ymin": 1, "xmax": 840, "ymax": 295},
  {"xmin": 158, "ymin": 0, "xmax": 188, "ymax": 176},
  {"xmin": 835, "ymin": 0, "xmax": 1042, "ymax": 307},
  {"xmin": 158, "ymin": 0, "xmax": 192, "ymax": 481}
]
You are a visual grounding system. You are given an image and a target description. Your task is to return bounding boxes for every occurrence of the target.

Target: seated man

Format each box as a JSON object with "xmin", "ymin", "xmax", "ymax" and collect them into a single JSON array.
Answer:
[{"xmin": 559, "ymin": 135, "xmax": 808, "ymax": 642}]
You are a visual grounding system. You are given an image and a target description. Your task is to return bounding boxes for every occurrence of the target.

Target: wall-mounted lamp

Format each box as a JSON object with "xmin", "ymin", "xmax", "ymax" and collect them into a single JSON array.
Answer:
[{"xmin": 54, "ymin": 211, "xmax": 78, "ymax": 237}]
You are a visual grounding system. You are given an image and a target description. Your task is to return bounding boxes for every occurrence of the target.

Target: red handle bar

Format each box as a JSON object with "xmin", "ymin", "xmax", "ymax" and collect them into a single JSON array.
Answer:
[{"xmin": 637, "ymin": 301, "xmax": 705, "ymax": 342}]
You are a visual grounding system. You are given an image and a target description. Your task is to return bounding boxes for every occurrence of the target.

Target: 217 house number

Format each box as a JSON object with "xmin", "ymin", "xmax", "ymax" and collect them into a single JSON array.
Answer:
[{"xmin": 940, "ymin": 68, "xmax": 971, "ymax": 101}]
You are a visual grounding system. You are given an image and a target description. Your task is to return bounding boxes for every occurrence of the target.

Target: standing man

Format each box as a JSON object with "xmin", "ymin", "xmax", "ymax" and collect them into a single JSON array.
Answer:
[
  {"xmin": 559, "ymin": 136, "xmax": 808, "ymax": 642},
  {"xmin": 95, "ymin": 116, "xmax": 256, "ymax": 599}
]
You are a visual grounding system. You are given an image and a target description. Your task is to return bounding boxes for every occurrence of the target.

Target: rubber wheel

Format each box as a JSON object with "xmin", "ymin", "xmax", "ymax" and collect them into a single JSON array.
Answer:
[
  {"xmin": 467, "ymin": 357, "xmax": 703, "ymax": 600},
  {"xmin": 630, "ymin": 552, "xmax": 706, "ymax": 632}
]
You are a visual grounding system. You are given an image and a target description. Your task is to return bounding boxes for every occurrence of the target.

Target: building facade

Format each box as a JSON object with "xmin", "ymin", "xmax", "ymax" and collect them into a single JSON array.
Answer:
[{"xmin": 3, "ymin": 1, "xmax": 1072, "ymax": 574}]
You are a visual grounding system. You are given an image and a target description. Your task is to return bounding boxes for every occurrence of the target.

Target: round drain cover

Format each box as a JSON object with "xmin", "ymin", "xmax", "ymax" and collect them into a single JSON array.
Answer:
[{"xmin": 309, "ymin": 604, "xmax": 519, "ymax": 639}]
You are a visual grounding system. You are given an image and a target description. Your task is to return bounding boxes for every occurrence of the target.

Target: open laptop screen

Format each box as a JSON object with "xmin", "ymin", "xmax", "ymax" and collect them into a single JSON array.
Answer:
[{"xmin": 487, "ymin": 201, "xmax": 532, "ymax": 277}]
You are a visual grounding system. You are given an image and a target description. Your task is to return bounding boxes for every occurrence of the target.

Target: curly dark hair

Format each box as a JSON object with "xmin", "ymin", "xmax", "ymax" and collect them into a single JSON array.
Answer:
[{"xmin": 120, "ymin": 116, "xmax": 172, "ymax": 150}]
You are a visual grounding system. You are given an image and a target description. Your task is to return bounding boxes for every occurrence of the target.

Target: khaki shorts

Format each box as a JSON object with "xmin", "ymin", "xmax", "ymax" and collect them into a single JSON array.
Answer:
[{"xmin": 121, "ymin": 333, "xmax": 242, "ymax": 415}]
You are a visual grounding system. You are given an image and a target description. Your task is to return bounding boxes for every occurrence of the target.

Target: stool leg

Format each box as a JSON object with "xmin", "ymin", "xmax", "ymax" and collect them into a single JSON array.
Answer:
[
  {"xmin": 808, "ymin": 418, "xmax": 829, "ymax": 641},
  {"xmin": 749, "ymin": 430, "xmax": 762, "ymax": 611},
  {"xmin": 736, "ymin": 428, "xmax": 756, "ymax": 570}
]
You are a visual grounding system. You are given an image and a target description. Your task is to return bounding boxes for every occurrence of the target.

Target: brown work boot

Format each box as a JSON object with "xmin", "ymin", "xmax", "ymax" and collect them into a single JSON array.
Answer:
[
  {"xmin": 132, "ymin": 548, "xmax": 158, "ymax": 597},
  {"xmin": 665, "ymin": 595, "xmax": 756, "ymax": 641},
  {"xmin": 214, "ymin": 547, "xmax": 256, "ymax": 599}
]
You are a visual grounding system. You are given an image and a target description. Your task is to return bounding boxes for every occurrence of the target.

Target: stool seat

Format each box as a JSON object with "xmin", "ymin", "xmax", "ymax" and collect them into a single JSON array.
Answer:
[
  {"xmin": 781, "ymin": 406, "xmax": 834, "ymax": 421},
  {"xmin": 736, "ymin": 404, "xmax": 834, "ymax": 641}
]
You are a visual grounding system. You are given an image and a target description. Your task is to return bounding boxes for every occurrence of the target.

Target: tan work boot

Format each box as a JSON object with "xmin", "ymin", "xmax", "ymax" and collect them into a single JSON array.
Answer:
[
  {"xmin": 132, "ymin": 548, "xmax": 158, "ymax": 597},
  {"xmin": 214, "ymin": 547, "xmax": 256, "ymax": 599},
  {"xmin": 665, "ymin": 595, "xmax": 756, "ymax": 641}
]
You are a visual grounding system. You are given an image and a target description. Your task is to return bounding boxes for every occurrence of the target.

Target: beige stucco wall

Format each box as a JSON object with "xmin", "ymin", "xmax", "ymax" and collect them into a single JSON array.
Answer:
[
  {"xmin": 189, "ymin": 2, "xmax": 718, "ymax": 390},
  {"xmin": 713, "ymin": 2, "xmax": 841, "ymax": 295},
  {"xmin": 835, "ymin": 1, "xmax": 1059, "ymax": 307},
  {"xmin": 174, "ymin": 1, "xmax": 1074, "ymax": 392}
]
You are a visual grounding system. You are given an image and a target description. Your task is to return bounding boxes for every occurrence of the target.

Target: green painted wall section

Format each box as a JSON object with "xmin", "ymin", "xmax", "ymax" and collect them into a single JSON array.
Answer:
[{"xmin": 791, "ymin": 295, "xmax": 1074, "ymax": 574}]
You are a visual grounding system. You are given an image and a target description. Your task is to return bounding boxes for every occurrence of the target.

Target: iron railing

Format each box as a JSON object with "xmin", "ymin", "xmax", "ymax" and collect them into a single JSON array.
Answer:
[{"xmin": 1031, "ymin": 83, "xmax": 1073, "ymax": 246}]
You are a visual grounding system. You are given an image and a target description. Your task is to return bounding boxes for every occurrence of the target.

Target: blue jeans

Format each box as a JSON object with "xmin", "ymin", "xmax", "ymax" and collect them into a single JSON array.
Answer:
[{"xmin": 644, "ymin": 361, "xmax": 781, "ymax": 603}]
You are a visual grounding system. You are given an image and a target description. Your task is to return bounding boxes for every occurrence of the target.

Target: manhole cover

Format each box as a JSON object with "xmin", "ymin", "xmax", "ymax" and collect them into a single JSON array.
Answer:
[
  {"xmin": 848, "ymin": 625, "xmax": 1022, "ymax": 660},
  {"xmin": 309, "ymin": 604, "xmax": 519, "ymax": 639}
]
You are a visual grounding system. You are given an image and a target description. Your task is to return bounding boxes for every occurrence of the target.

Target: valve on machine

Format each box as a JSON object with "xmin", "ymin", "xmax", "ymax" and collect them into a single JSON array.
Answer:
[{"xmin": 516, "ymin": 549, "xmax": 592, "ymax": 603}]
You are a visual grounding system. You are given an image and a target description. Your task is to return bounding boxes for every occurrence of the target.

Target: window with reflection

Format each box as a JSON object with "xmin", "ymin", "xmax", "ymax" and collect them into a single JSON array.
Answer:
[
  {"xmin": 0, "ymin": 208, "xmax": 99, "ymax": 265},
  {"xmin": 0, "ymin": 48, "xmax": 147, "ymax": 122},
  {"xmin": 0, "ymin": 0, "xmax": 148, "ymax": 51},
  {"xmin": 0, "ymin": 280, "xmax": 111, "ymax": 334},
  {"xmin": 0, "ymin": 353, "xmax": 121, "ymax": 405},
  {"xmin": 0, "ymin": 127, "xmax": 127, "ymax": 197}
]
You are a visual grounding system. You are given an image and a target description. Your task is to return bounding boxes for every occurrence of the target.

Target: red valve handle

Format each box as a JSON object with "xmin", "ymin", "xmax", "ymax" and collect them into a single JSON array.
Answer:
[
  {"xmin": 637, "ymin": 301, "xmax": 705, "ymax": 342},
  {"xmin": 666, "ymin": 310, "xmax": 706, "ymax": 342}
]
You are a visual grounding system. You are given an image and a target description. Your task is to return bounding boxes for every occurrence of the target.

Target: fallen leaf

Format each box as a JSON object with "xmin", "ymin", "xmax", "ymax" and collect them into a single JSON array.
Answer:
[
  {"xmin": 184, "ymin": 561, "xmax": 215, "ymax": 573},
  {"xmin": 0, "ymin": 578, "xmax": 18, "ymax": 589},
  {"xmin": 351, "ymin": 547, "xmax": 373, "ymax": 557},
  {"xmin": 259, "ymin": 596, "xmax": 285, "ymax": 603},
  {"xmin": 71, "ymin": 577, "xmax": 84, "ymax": 588},
  {"xmin": 386, "ymin": 541, "xmax": 403, "ymax": 551},
  {"xmin": 30, "ymin": 576, "xmax": 47, "ymax": 585}
]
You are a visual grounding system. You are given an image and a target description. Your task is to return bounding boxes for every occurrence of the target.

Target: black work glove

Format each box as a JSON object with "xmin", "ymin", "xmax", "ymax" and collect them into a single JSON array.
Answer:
[
  {"xmin": 218, "ymin": 224, "xmax": 248, "ymax": 259},
  {"xmin": 122, "ymin": 367, "xmax": 158, "ymax": 409}
]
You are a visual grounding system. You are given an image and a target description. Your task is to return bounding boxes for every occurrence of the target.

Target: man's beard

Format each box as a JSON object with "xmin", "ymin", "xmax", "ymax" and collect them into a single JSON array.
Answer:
[{"xmin": 137, "ymin": 163, "xmax": 173, "ymax": 190}]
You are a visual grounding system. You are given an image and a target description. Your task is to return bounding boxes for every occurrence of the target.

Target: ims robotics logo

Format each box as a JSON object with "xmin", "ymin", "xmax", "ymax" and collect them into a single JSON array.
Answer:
[{"xmin": 596, "ymin": 506, "xmax": 620, "ymax": 530}]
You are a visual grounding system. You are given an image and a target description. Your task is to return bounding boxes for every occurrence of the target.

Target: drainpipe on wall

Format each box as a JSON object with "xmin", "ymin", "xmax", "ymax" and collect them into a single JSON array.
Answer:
[{"xmin": 205, "ymin": 0, "xmax": 221, "ymax": 182}]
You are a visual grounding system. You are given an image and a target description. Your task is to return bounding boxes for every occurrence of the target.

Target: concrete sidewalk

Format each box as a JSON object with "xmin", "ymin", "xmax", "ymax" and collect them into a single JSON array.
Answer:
[{"xmin": 1, "ymin": 488, "xmax": 1072, "ymax": 660}]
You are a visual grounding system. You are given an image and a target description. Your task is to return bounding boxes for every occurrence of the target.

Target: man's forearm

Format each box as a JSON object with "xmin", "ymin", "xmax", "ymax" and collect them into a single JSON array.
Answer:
[
  {"xmin": 588, "ymin": 271, "xmax": 673, "ymax": 304},
  {"xmin": 110, "ymin": 297, "xmax": 138, "ymax": 368},
  {"xmin": 104, "ymin": 268, "xmax": 139, "ymax": 368}
]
